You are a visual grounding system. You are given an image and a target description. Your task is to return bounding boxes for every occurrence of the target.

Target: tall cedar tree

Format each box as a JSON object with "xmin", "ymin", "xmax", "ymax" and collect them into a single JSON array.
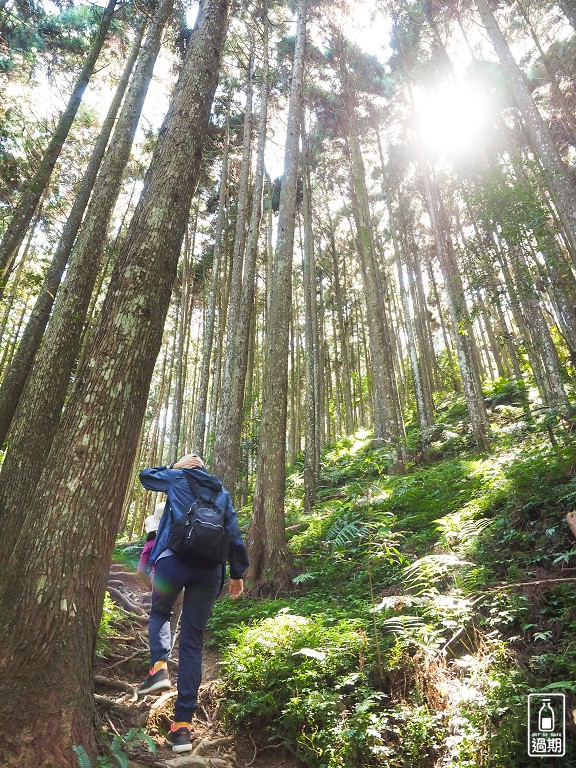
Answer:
[
  {"xmin": 247, "ymin": 0, "xmax": 307, "ymax": 586},
  {"xmin": 0, "ymin": 0, "xmax": 230, "ymax": 764}
]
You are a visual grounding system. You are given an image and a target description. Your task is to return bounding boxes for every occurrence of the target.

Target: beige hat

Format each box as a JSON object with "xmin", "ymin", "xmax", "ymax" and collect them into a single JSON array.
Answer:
[
  {"xmin": 145, "ymin": 503, "xmax": 165, "ymax": 534},
  {"xmin": 144, "ymin": 514, "xmax": 158, "ymax": 534}
]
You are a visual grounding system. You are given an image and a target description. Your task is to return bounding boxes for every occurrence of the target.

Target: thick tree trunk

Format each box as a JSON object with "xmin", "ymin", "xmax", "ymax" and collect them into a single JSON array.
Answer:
[
  {"xmin": 0, "ymin": 3, "xmax": 230, "ymax": 765},
  {"xmin": 248, "ymin": 0, "xmax": 306, "ymax": 586},
  {"xmin": 0, "ymin": 0, "xmax": 117, "ymax": 282},
  {"xmin": 0, "ymin": 20, "xmax": 146, "ymax": 446},
  {"xmin": 0, "ymin": 0, "xmax": 174, "ymax": 533}
]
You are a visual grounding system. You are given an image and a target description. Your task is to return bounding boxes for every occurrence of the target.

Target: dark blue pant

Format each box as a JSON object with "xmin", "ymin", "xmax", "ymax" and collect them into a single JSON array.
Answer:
[{"xmin": 149, "ymin": 555, "xmax": 222, "ymax": 722}]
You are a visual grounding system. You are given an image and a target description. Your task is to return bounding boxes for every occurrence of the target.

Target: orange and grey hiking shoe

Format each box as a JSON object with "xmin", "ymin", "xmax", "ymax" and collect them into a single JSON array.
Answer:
[
  {"xmin": 165, "ymin": 722, "xmax": 192, "ymax": 753},
  {"xmin": 137, "ymin": 664, "xmax": 171, "ymax": 696}
]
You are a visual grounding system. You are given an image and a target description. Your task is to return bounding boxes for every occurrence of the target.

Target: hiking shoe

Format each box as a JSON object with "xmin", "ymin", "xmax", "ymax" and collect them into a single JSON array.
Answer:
[
  {"xmin": 137, "ymin": 666, "xmax": 171, "ymax": 696},
  {"xmin": 166, "ymin": 725, "xmax": 192, "ymax": 753}
]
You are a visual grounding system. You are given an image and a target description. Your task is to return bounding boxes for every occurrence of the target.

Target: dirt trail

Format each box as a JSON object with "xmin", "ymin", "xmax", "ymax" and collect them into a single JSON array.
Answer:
[{"xmin": 97, "ymin": 563, "xmax": 302, "ymax": 768}]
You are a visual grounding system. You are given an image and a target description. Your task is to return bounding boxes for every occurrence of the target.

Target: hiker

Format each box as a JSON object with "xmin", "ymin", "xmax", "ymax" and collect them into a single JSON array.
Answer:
[
  {"xmin": 137, "ymin": 454, "xmax": 249, "ymax": 753},
  {"xmin": 137, "ymin": 503, "xmax": 163, "ymax": 583}
]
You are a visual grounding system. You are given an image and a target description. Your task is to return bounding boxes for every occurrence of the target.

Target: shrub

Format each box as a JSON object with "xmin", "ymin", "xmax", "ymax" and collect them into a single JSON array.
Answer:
[{"xmin": 220, "ymin": 610, "xmax": 385, "ymax": 767}]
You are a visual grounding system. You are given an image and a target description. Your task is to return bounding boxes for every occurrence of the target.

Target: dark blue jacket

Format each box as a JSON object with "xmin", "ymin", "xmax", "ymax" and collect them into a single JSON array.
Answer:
[{"xmin": 139, "ymin": 466, "xmax": 249, "ymax": 579}]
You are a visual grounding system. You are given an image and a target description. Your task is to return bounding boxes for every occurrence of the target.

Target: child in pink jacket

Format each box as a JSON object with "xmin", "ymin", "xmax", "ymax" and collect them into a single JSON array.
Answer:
[{"xmin": 137, "ymin": 504, "xmax": 164, "ymax": 582}]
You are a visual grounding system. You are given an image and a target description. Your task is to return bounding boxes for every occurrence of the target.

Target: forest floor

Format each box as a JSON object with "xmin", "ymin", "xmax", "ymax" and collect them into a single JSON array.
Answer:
[{"xmin": 96, "ymin": 563, "xmax": 303, "ymax": 768}]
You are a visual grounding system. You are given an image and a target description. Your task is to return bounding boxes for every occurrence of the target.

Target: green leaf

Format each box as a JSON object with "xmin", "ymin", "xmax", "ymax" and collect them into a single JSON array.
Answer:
[{"xmin": 72, "ymin": 746, "xmax": 93, "ymax": 768}]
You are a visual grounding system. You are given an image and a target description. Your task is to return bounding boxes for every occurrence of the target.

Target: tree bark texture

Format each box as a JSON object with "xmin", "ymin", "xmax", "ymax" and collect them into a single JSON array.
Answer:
[{"xmin": 0, "ymin": 2, "xmax": 230, "ymax": 765}]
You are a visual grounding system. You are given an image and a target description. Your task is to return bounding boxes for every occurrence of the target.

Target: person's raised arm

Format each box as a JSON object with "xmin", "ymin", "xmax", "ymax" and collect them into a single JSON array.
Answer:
[{"xmin": 139, "ymin": 454, "xmax": 205, "ymax": 492}]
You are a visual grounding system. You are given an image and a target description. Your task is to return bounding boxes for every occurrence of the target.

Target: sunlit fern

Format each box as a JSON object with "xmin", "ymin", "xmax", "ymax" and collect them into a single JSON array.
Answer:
[
  {"xmin": 381, "ymin": 614, "xmax": 426, "ymax": 635},
  {"xmin": 435, "ymin": 513, "xmax": 492, "ymax": 550},
  {"xmin": 402, "ymin": 553, "xmax": 474, "ymax": 593},
  {"xmin": 371, "ymin": 594, "xmax": 430, "ymax": 613},
  {"xmin": 292, "ymin": 571, "xmax": 318, "ymax": 584}
]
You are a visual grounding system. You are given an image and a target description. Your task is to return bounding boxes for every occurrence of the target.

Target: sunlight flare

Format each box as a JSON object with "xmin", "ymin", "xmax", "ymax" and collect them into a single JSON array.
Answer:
[{"xmin": 414, "ymin": 82, "xmax": 490, "ymax": 155}]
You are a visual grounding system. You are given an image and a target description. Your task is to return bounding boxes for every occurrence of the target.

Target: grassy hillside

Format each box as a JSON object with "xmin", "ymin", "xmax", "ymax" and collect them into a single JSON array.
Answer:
[{"xmin": 209, "ymin": 395, "xmax": 576, "ymax": 767}]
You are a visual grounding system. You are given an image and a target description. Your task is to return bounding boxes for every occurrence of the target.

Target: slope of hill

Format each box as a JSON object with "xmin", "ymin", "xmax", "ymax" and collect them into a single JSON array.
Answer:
[{"xmin": 209, "ymin": 400, "xmax": 576, "ymax": 767}]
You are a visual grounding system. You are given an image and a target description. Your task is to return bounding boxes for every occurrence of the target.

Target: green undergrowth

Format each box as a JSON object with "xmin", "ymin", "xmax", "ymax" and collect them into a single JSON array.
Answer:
[{"xmin": 210, "ymin": 401, "xmax": 576, "ymax": 767}]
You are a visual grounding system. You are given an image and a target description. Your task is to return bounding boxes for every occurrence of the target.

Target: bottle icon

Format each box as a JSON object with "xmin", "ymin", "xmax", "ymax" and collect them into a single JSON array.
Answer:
[{"xmin": 539, "ymin": 699, "xmax": 555, "ymax": 731}]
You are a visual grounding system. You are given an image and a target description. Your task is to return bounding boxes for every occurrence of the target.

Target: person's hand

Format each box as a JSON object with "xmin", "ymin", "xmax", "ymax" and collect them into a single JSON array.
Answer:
[
  {"xmin": 228, "ymin": 578, "xmax": 243, "ymax": 599},
  {"xmin": 173, "ymin": 454, "xmax": 205, "ymax": 470}
]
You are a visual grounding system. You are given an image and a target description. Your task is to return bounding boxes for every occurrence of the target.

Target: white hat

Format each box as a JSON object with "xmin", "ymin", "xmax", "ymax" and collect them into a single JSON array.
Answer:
[{"xmin": 145, "ymin": 514, "xmax": 159, "ymax": 534}]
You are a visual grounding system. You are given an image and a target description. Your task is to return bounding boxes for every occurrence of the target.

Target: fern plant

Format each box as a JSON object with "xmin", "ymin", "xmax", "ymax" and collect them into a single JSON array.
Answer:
[
  {"xmin": 72, "ymin": 746, "xmax": 92, "ymax": 768},
  {"xmin": 402, "ymin": 553, "xmax": 474, "ymax": 593},
  {"xmin": 326, "ymin": 511, "xmax": 370, "ymax": 550}
]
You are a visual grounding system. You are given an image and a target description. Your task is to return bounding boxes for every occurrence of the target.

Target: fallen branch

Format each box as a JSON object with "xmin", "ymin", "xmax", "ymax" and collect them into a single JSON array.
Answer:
[
  {"xmin": 489, "ymin": 576, "xmax": 576, "ymax": 591},
  {"xmin": 106, "ymin": 648, "xmax": 148, "ymax": 669}
]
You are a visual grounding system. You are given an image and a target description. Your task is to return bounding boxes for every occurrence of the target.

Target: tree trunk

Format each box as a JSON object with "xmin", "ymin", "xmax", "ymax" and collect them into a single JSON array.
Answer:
[
  {"xmin": 517, "ymin": 0, "xmax": 576, "ymax": 145},
  {"xmin": 421, "ymin": 162, "xmax": 491, "ymax": 451},
  {"xmin": 0, "ymin": 0, "xmax": 174, "ymax": 531},
  {"xmin": 212, "ymin": 9, "xmax": 268, "ymax": 495},
  {"xmin": 0, "ymin": 0, "xmax": 117, "ymax": 282},
  {"xmin": 0, "ymin": 3, "xmax": 230, "ymax": 762},
  {"xmin": 222, "ymin": 46, "xmax": 254, "ymax": 340},
  {"xmin": 301, "ymin": 124, "xmax": 319, "ymax": 511},
  {"xmin": 378, "ymin": 141, "xmax": 434, "ymax": 434},
  {"xmin": 192, "ymin": 107, "xmax": 230, "ymax": 456},
  {"xmin": 248, "ymin": 0, "xmax": 306, "ymax": 586},
  {"xmin": 0, "ymin": 20, "xmax": 146, "ymax": 446},
  {"xmin": 558, "ymin": 0, "xmax": 576, "ymax": 30},
  {"xmin": 326, "ymin": 212, "xmax": 355, "ymax": 434}
]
